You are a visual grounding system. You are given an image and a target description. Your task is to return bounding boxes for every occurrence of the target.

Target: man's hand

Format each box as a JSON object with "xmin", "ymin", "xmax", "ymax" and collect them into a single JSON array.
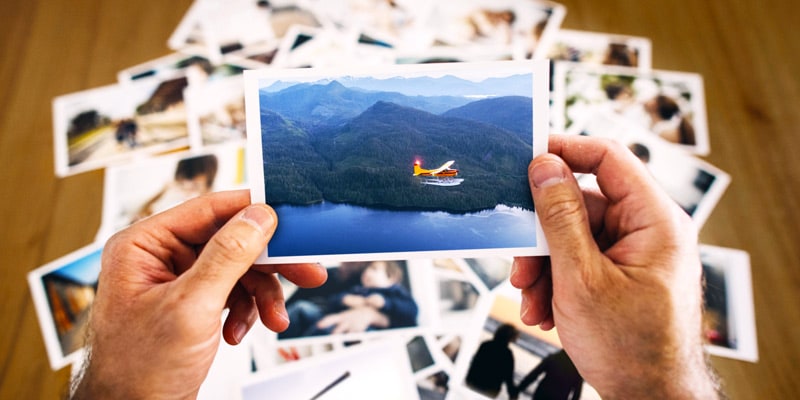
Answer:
[
  {"xmin": 510, "ymin": 135, "xmax": 720, "ymax": 399},
  {"xmin": 73, "ymin": 190, "xmax": 327, "ymax": 400}
]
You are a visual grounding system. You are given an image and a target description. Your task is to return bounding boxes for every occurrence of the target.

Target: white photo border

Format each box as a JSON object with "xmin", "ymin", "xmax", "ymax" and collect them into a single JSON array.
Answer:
[{"xmin": 244, "ymin": 60, "xmax": 550, "ymax": 264}]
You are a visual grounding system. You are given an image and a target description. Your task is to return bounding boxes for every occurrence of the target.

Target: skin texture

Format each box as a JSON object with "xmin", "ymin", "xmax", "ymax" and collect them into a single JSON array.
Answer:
[
  {"xmin": 70, "ymin": 136, "xmax": 721, "ymax": 399},
  {"xmin": 510, "ymin": 135, "xmax": 721, "ymax": 399},
  {"xmin": 72, "ymin": 190, "xmax": 327, "ymax": 400}
]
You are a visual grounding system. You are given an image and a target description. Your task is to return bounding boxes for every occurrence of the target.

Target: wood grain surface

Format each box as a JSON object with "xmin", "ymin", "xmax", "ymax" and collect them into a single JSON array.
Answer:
[{"xmin": 1, "ymin": 0, "xmax": 798, "ymax": 398}]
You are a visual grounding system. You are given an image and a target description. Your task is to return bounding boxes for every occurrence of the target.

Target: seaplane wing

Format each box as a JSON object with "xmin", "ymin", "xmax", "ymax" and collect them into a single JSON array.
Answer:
[{"xmin": 429, "ymin": 160, "xmax": 455, "ymax": 175}]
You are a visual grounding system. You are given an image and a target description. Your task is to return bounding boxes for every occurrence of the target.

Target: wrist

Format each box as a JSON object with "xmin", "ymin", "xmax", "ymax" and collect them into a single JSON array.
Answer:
[{"xmin": 601, "ymin": 347, "xmax": 721, "ymax": 400}]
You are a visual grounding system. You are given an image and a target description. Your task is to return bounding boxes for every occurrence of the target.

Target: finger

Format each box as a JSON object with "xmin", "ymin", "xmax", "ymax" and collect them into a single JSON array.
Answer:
[
  {"xmin": 238, "ymin": 269, "xmax": 289, "ymax": 333},
  {"xmin": 252, "ymin": 263, "xmax": 328, "ymax": 289},
  {"xmin": 520, "ymin": 264, "xmax": 552, "ymax": 326},
  {"xmin": 222, "ymin": 284, "xmax": 258, "ymax": 345},
  {"xmin": 539, "ymin": 308, "xmax": 555, "ymax": 331},
  {"xmin": 552, "ymin": 135, "xmax": 691, "ymax": 265},
  {"xmin": 509, "ymin": 257, "xmax": 543, "ymax": 289},
  {"xmin": 178, "ymin": 204, "xmax": 277, "ymax": 309},
  {"xmin": 582, "ymin": 188, "xmax": 609, "ymax": 238},
  {"xmin": 136, "ymin": 190, "xmax": 252, "ymax": 246},
  {"xmin": 547, "ymin": 135, "xmax": 666, "ymax": 207},
  {"xmin": 529, "ymin": 155, "xmax": 600, "ymax": 280}
]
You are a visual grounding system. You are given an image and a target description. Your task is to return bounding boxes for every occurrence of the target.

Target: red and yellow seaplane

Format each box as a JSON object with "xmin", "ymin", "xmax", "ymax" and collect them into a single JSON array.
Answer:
[{"xmin": 413, "ymin": 160, "xmax": 464, "ymax": 186}]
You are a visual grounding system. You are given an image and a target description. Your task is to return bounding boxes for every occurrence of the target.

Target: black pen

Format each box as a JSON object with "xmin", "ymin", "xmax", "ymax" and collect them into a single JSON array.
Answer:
[{"xmin": 309, "ymin": 371, "xmax": 351, "ymax": 400}]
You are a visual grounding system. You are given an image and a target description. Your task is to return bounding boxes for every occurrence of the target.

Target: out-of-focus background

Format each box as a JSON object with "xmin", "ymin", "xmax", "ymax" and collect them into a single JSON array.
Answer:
[{"xmin": 1, "ymin": 0, "xmax": 798, "ymax": 398}]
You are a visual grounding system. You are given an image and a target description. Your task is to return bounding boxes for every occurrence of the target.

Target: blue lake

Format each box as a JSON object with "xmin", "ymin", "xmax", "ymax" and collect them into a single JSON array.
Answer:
[{"xmin": 269, "ymin": 202, "xmax": 537, "ymax": 257}]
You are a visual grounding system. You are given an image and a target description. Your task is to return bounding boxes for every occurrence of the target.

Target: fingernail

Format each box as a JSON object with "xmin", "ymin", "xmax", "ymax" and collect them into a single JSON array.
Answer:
[
  {"xmin": 233, "ymin": 322, "xmax": 247, "ymax": 344},
  {"xmin": 520, "ymin": 295, "xmax": 530, "ymax": 321},
  {"xmin": 241, "ymin": 206, "xmax": 274, "ymax": 234},
  {"xmin": 274, "ymin": 300, "xmax": 289, "ymax": 324},
  {"xmin": 531, "ymin": 160, "xmax": 566, "ymax": 188}
]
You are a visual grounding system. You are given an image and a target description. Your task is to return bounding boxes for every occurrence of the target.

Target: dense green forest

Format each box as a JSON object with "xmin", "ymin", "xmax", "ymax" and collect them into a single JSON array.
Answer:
[{"xmin": 260, "ymin": 89, "xmax": 535, "ymax": 213}]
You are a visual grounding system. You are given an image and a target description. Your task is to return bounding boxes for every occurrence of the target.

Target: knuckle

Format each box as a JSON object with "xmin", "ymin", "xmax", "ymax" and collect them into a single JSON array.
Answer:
[
  {"xmin": 207, "ymin": 229, "xmax": 255, "ymax": 264},
  {"xmin": 539, "ymin": 191, "xmax": 585, "ymax": 229}
]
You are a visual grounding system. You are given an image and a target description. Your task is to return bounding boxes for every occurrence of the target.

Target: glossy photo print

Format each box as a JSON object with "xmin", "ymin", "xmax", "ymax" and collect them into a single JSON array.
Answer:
[
  {"xmin": 700, "ymin": 245, "xmax": 758, "ymax": 362},
  {"xmin": 244, "ymin": 60, "xmax": 550, "ymax": 264},
  {"xmin": 569, "ymin": 112, "xmax": 729, "ymax": 228},
  {"xmin": 27, "ymin": 243, "xmax": 103, "ymax": 370},
  {"xmin": 52, "ymin": 76, "xmax": 191, "ymax": 177},
  {"xmin": 552, "ymin": 62, "xmax": 709, "ymax": 155},
  {"xmin": 450, "ymin": 287, "xmax": 600, "ymax": 400}
]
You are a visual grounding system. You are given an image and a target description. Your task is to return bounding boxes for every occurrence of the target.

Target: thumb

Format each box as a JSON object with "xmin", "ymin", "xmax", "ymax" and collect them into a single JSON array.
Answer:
[
  {"xmin": 179, "ymin": 204, "xmax": 277, "ymax": 307},
  {"xmin": 529, "ymin": 155, "xmax": 599, "ymax": 274}
]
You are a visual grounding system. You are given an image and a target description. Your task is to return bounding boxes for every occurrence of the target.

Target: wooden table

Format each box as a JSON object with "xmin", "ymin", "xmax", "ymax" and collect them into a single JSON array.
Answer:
[{"xmin": 1, "ymin": 0, "xmax": 798, "ymax": 398}]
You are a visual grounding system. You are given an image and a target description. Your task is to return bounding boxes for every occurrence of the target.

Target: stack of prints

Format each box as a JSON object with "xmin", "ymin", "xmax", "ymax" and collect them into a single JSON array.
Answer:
[{"xmin": 29, "ymin": 1, "xmax": 758, "ymax": 399}]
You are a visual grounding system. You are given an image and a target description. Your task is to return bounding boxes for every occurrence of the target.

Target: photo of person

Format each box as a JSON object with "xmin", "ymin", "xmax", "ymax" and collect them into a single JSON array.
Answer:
[
  {"xmin": 453, "ymin": 291, "xmax": 600, "ymax": 399},
  {"xmin": 131, "ymin": 154, "xmax": 219, "ymax": 222},
  {"xmin": 547, "ymin": 29, "xmax": 652, "ymax": 70},
  {"xmin": 465, "ymin": 323, "xmax": 519, "ymax": 398},
  {"xmin": 99, "ymin": 144, "xmax": 246, "ymax": 237},
  {"xmin": 279, "ymin": 260, "xmax": 427, "ymax": 340},
  {"xmin": 552, "ymin": 62, "xmax": 709, "ymax": 155},
  {"xmin": 512, "ymin": 349, "xmax": 583, "ymax": 400},
  {"xmin": 426, "ymin": 0, "xmax": 565, "ymax": 60}
]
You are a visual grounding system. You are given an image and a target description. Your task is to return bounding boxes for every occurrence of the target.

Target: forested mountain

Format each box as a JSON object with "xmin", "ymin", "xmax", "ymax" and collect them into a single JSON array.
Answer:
[
  {"xmin": 336, "ymin": 74, "xmax": 532, "ymax": 98},
  {"xmin": 442, "ymin": 96, "xmax": 534, "ymax": 145},
  {"xmin": 259, "ymin": 81, "xmax": 471, "ymax": 129},
  {"xmin": 259, "ymin": 89, "xmax": 535, "ymax": 212}
]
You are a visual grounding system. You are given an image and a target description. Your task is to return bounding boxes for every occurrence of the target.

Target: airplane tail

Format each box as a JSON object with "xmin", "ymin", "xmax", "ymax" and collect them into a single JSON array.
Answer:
[{"xmin": 413, "ymin": 163, "xmax": 424, "ymax": 176}]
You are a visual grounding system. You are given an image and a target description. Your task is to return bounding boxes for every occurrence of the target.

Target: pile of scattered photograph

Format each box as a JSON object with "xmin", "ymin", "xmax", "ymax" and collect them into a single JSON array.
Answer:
[{"xmin": 29, "ymin": 1, "xmax": 757, "ymax": 399}]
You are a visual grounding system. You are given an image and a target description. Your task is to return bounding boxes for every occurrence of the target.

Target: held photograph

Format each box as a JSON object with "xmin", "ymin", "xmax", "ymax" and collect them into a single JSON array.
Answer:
[{"xmin": 244, "ymin": 60, "xmax": 550, "ymax": 264}]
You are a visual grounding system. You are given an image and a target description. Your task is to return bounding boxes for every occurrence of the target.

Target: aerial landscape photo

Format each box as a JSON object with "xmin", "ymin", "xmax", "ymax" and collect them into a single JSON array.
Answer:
[{"xmin": 251, "ymin": 63, "xmax": 546, "ymax": 259}]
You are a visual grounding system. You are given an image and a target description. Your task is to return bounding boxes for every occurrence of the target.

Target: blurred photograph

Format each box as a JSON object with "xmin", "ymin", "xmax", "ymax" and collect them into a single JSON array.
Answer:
[
  {"xmin": 311, "ymin": 0, "xmax": 435, "ymax": 51},
  {"xmin": 53, "ymin": 76, "xmax": 191, "ymax": 176},
  {"xmin": 99, "ymin": 143, "xmax": 246, "ymax": 237},
  {"xmin": 547, "ymin": 29, "xmax": 652, "ymax": 70},
  {"xmin": 434, "ymin": 259, "xmax": 483, "ymax": 329},
  {"xmin": 569, "ymin": 112, "xmax": 729, "ymax": 227},
  {"xmin": 700, "ymin": 244, "xmax": 758, "ymax": 362},
  {"xmin": 168, "ymin": 0, "xmax": 276, "ymax": 62},
  {"xmin": 277, "ymin": 260, "xmax": 433, "ymax": 342},
  {"xmin": 451, "ymin": 290, "xmax": 600, "ymax": 399},
  {"xmin": 426, "ymin": 0, "xmax": 566, "ymax": 60},
  {"xmin": 239, "ymin": 339, "xmax": 419, "ymax": 400},
  {"xmin": 186, "ymin": 75, "xmax": 247, "ymax": 148},
  {"xmin": 27, "ymin": 243, "xmax": 102, "ymax": 370},
  {"xmin": 552, "ymin": 62, "xmax": 709, "ymax": 155}
]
